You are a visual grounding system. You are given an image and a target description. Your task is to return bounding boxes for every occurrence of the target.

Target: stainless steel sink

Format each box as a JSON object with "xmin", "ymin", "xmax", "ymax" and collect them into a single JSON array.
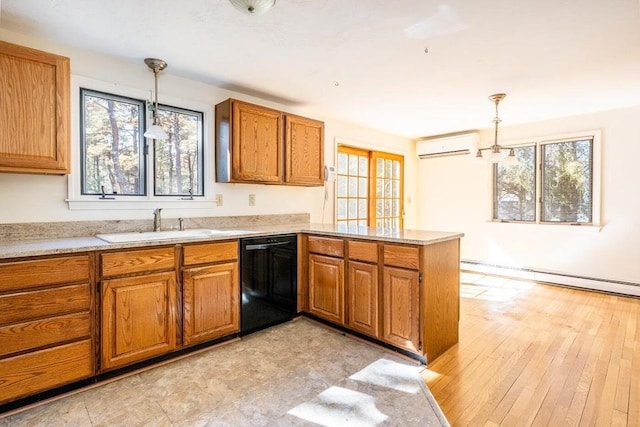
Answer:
[{"xmin": 95, "ymin": 228, "xmax": 253, "ymax": 243}]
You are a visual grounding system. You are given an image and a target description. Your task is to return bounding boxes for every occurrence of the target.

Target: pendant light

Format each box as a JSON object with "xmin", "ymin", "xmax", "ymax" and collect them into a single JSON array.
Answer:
[
  {"xmin": 228, "ymin": 0, "xmax": 277, "ymax": 15},
  {"xmin": 143, "ymin": 58, "xmax": 168, "ymax": 140},
  {"xmin": 473, "ymin": 93, "xmax": 519, "ymax": 165}
]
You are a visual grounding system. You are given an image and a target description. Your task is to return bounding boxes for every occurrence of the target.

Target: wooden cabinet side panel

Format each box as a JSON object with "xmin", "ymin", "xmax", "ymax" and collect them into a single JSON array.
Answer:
[
  {"xmin": 0, "ymin": 340, "xmax": 93, "ymax": 404},
  {"xmin": 232, "ymin": 101, "xmax": 282, "ymax": 183},
  {"xmin": 284, "ymin": 114, "xmax": 324, "ymax": 186},
  {"xmin": 347, "ymin": 261, "xmax": 379, "ymax": 337},
  {"xmin": 0, "ymin": 256, "xmax": 89, "ymax": 292},
  {"xmin": 101, "ymin": 272, "xmax": 177, "ymax": 370},
  {"xmin": 422, "ymin": 239, "xmax": 460, "ymax": 364},
  {"xmin": 0, "ymin": 283, "xmax": 90, "ymax": 325},
  {"xmin": 382, "ymin": 267, "xmax": 419, "ymax": 352},
  {"xmin": 308, "ymin": 254, "xmax": 345, "ymax": 324},
  {"xmin": 183, "ymin": 262, "xmax": 239, "ymax": 345},
  {"xmin": 0, "ymin": 41, "xmax": 69, "ymax": 174}
]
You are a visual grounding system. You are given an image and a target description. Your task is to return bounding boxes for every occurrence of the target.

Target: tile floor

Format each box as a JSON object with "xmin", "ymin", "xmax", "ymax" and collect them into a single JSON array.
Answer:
[{"xmin": 0, "ymin": 318, "xmax": 447, "ymax": 426}]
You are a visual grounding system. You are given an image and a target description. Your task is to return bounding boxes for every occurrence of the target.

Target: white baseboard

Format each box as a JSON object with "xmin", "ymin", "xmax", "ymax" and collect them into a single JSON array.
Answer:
[{"xmin": 461, "ymin": 261, "xmax": 640, "ymax": 297}]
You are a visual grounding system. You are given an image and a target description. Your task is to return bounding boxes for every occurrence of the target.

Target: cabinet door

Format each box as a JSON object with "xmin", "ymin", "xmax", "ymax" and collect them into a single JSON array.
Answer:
[
  {"xmin": 232, "ymin": 100, "xmax": 282, "ymax": 183},
  {"xmin": 0, "ymin": 41, "xmax": 70, "ymax": 174},
  {"xmin": 101, "ymin": 272, "xmax": 177, "ymax": 370},
  {"xmin": 382, "ymin": 267, "xmax": 420, "ymax": 352},
  {"xmin": 308, "ymin": 254, "xmax": 345, "ymax": 324},
  {"xmin": 183, "ymin": 263, "xmax": 239, "ymax": 345},
  {"xmin": 348, "ymin": 261, "xmax": 379, "ymax": 337},
  {"xmin": 284, "ymin": 114, "xmax": 324, "ymax": 186}
]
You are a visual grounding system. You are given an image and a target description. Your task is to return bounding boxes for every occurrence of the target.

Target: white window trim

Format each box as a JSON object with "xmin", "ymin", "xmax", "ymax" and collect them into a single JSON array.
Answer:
[
  {"xmin": 489, "ymin": 129, "xmax": 602, "ymax": 230},
  {"xmin": 67, "ymin": 75, "xmax": 214, "ymax": 210}
]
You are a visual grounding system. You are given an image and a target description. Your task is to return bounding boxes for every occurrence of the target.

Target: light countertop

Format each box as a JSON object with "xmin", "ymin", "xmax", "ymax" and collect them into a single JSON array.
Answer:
[{"xmin": 0, "ymin": 223, "xmax": 463, "ymax": 260}]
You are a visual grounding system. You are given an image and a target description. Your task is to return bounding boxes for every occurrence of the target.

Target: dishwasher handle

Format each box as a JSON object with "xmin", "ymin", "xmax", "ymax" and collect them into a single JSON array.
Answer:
[{"xmin": 244, "ymin": 241, "xmax": 292, "ymax": 251}]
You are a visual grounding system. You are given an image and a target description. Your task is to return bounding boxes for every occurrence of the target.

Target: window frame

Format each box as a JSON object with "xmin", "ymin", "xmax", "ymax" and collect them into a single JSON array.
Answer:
[
  {"xmin": 68, "ymin": 75, "xmax": 212, "ymax": 210},
  {"xmin": 491, "ymin": 130, "xmax": 601, "ymax": 227}
]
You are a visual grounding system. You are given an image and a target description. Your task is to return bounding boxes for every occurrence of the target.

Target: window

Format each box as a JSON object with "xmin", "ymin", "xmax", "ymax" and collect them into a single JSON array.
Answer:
[
  {"xmin": 494, "ymin": 145, "xmax": 536, "ymax": 221},
  {"xmin": 493, "ymin": 135, "xmax": 595, "ymax": 224},
  {"xmin": 154, "ymin": 105, "xmax": 204, "ymax": 196},
  {"xmin": 80, "ymin": 88, "xmax": 204, "ymax": 198},
  {"xmin": 81, "ymin": 89, "xmax": 145, "ymax": 195},
  {"xmin": 541, "ymin": 138, "xmax": 593, "ymax": 222},
  {"xmin": 336, "ymin": 146, "xmax": 404, "ymax": 230}
]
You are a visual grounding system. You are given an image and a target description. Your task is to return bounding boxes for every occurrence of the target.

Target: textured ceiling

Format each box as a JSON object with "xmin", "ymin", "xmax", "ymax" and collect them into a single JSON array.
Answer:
[{"xmin": 2, "ymin": 0, "xmax": 640, "ymax": 138}]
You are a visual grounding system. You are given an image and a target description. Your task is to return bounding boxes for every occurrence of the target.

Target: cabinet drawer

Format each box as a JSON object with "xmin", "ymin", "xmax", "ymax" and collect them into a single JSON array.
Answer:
[
  {"xmin": 348, "ymin": 240, "xmax": 378, "ymax": 263},
  {"xmin": 383, "ymin": 244, "xmax": 420, "ymax": 270},
  {"xmin": 183, "ymin": 241, "xmax": 238, "ymax": 266},
  {"xmin": 101, "ymin": 247, "xmax": 175, "ymax": 277},
  {"xmin": 0, "ymin": 340, "xmax": 93, "ymax": 404},
  {"xmin": 0, "ymin": 311, "xmax": 90, "ymax": 357},
  {"xmin": 308, "ymin": 236, "xmax": 344, "ymax": 257},
  {"xmin": 0, "ymin": 283, "xmax": 90, "ymax": 325},
  {"xmin": 0, "ymin": 256, "xmax": 89, "ymax": 293}
]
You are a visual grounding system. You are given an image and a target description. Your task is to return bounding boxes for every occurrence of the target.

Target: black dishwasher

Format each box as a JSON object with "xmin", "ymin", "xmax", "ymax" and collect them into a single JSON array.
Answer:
[{"xmin": 240, "ymin": 234, "xmax": 297, "ymax": 335}]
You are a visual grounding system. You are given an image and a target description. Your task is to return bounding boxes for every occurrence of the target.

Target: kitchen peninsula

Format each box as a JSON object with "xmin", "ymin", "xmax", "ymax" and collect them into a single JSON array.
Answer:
[{"xmin": 0, "ymin": 217, "xmax": 462, "ymax": 410}]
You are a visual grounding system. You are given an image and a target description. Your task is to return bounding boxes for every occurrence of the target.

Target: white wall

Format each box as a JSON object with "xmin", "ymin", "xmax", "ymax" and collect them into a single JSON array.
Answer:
[
  {"xmin": 0, "ymin": 29, "xmax": 416, "ymax": 227},
  {"xmin": 418, "ymin": 106, "xmax": 640, "ymax": 284}
]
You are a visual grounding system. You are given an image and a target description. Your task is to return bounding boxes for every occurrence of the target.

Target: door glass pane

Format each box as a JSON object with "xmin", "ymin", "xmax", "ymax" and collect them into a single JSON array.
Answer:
[
  {"xmin": 337, "ymin": 175, "xmax": 347, "ymax": 197},
  {"xmin": 392, "ymin": 161, "xmax": 400, "ymax": 179},
  {"xmin": 376, "ymin": 159, "xmax": 384, "ymax": 177},
  {"xmin": 348, "ymin": 199, "xmax": 357, "ymax": 219},
  {"xmin": 337, "ymin": 153, "xmax": 347, "ymax": 174},
  {"xmin": 348, "ymin": 154, "xmax": 358, "ymax": 174},
  {"xmin": 358, "ymin": 177, "xmax": 367, "ymax": 197},
  {"xmin": 358, "ymin": 199, "xmax": 367, "ymax": 218},
  {"xmin": 337, "ymin": 199, "xmax": 347, "ymax": 220},
  {"xmin": 359, "ymin": 157, "xmax": 368, "ymax": 176},
  {"xmin": 348, "ymin": 177, "xmax": 358, "ymax": 197}
]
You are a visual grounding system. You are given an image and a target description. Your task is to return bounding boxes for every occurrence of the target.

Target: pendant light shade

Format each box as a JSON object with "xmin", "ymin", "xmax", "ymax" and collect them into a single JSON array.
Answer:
[
  {"xmin": 228, "ymin": 0, "xmax": 277, "ymax": 15},
  {"xmin": 144, "ymin": 124, "xmax": 168, "ymax": 140},
  {"xmin": 143, "ymin": 58, "xmax": 168, "ymax": 140}
]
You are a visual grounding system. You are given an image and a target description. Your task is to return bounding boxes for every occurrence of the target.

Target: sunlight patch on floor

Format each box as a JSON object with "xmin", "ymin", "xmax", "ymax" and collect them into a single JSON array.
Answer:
[
  {"xmin": 349, "ymin": 359, "xmax": 422, "ymax": 394},
  {"xmin": 288, "ymin": 386, "xmax": 388, "ymax": 427},
  {"xmin": 461, "ymin": 272, "xmax": 534, "ymax": 302}
]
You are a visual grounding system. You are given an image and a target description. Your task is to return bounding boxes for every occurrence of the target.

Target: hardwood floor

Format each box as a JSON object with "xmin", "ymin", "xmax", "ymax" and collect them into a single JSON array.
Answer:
[{"xmin": 422, "ymin": 272, "xmax": 640, "ymax": 427}]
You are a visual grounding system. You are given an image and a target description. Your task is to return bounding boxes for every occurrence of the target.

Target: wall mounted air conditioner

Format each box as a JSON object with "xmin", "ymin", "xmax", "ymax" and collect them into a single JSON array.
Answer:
[{"xmin": 416, "ymin": 131, "xmax": 479, "ymax": 159}]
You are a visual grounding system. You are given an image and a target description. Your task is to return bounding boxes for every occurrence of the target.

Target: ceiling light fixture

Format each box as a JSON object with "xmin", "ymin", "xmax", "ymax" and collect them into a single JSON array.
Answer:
[
  {"xmin": 474, "ymin": 93, "xmax": 518, "ymax": 165},
  {"xmin": 143, "ymin": 58, "xmax": 168, "ymax": 140},
  {"xmin": 228, "ymin": 0, "xmax": 277, "ymax": 15}
]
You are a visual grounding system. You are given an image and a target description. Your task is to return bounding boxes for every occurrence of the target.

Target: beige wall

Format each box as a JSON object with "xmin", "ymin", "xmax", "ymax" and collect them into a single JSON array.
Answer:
[
  {"xmin": 418, "ymin": 106, "xmax": 640, "ymax": 285},
  {"xmin": 0, "ymin": 29, "xmax": 417, "ymax": 228}
]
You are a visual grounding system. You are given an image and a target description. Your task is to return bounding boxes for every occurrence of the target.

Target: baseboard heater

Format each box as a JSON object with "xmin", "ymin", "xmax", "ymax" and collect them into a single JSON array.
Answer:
[{"xmin": 461, "ymin": 260, "xmax": 640, "ymax": 297}]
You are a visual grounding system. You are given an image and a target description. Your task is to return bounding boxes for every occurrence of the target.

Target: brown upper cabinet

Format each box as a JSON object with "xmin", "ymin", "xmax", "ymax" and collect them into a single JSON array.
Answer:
[
  {"xmin": 284, "ymin": 114, "xmax": 324, "ymax": 186},
  {"xmin": 215, "ymin": 98, "xmax": 324, "ymax": 186},
  {"xmin": 0, "ymin": 41, "xmax": 70, "ymax": 175}
]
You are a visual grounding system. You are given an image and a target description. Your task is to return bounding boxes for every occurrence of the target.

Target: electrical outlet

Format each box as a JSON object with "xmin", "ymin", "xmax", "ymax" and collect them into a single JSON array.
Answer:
[
  {"xmin": 248, "ymin": 194, "xmax": 256, "ymax": 206},
  {"xmin": 215, "ymin": 194, "xmax": 223, "ymax": 206}
]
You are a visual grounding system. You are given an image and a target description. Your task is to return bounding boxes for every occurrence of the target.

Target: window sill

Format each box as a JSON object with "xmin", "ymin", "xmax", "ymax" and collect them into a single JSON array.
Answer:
[
  {"xmin": 66, "ymin": 199, "xmax": 215, "ymax": 211},
  {"xmin": 486, "ymin": 220, "xmax": 602, "ymax": 233}
]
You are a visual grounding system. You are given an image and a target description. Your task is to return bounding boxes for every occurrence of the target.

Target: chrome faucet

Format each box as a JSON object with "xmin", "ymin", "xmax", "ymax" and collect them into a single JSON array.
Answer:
[{"xmin": 153, "ymin": 208, "xmax": 162, "ymax": 232}]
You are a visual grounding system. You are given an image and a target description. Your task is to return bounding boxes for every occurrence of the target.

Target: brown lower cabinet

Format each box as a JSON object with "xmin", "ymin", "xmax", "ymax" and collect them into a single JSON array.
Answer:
[
  {"xmin": 347, "ymin": 261, "xmax": 379, "ymax": 337},
  {"xmin": 304, "ymin": 235, "xmax": 460, "ymax": 363},
  {"xmin": 381, "ymin": 266, "xmax": 420, "ymax": 352},
  {"xmin": 308, "ymin": 253, "xmax": 345, "ymax": 324},
  {"xmin": 100, "ymin": 271, "xmax": 177, "ymax": 370},
  {"xmin": 0, "ymin": 255, "xmax": 93, "ymax": 405},
  {"xmin": 183, "ymin": 262, "xmax": 239, "ymax": 345}
]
